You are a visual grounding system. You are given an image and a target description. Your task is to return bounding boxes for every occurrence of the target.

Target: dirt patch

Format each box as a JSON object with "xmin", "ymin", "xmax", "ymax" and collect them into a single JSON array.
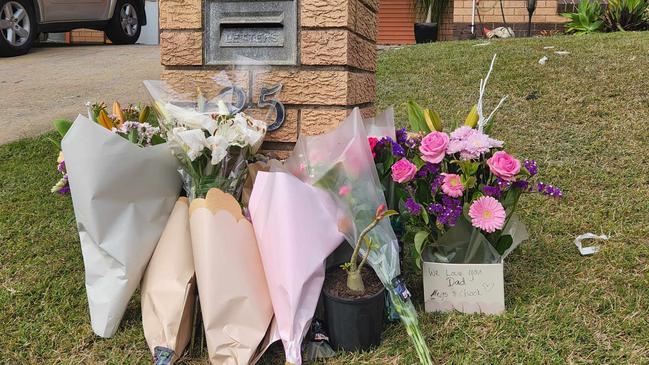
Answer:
[{"xmin": 324, "ymin": 266, "xmax": 383, "ymax": 300}]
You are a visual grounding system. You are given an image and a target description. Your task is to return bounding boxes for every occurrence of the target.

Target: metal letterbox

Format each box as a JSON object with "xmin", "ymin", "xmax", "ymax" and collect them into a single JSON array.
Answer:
[{"xmin": 205, "ymin": 0, "xmax": 297, "ymax": 65}]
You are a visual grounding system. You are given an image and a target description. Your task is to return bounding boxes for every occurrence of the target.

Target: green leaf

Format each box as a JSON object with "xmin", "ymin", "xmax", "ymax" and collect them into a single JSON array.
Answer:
[
  {"xmin": 464, "ymin": 105, "xmax": 479, "ymax": 128},
  {"xmin": 501, "ymin": 188, "xmax": 521, "ymax": 209},
  {"xmin": 493, "ymin": 234, "xmax": 513, "ymax": 255},
  {"xmin": 464, "ymin": 176, "xmax": 477, "ymax": 189},
  {"xmin": 52, "ymin": 119, "xmax": 73, "ymax": 138},
  {"xmin": 413, "ymin": 155, "xmax": 426, "ymax": 169},
  {"xmin": 128, "ymin": 129, "xmax": 138, "ymax": 144},
  {"xmin": 424, "ymin": 108, "xmax": 442, "ymax": 132},
  {"xmin": 471, "ymin": 190, "xmax": 484, "ymax": 202},
  {"xmin": 406, "ymin": 101, "xmax": 427, "ymax": 132},
  {"xmin": 150, "ymin": 134, "xmax": 165, "ymax": 146},
  {"xmin": 414, "ymin": 230, "xmax": 429, "ymax": 256},
  {"xmin": 421, "ymin": 208, "xmax": 430, "ymax": 225}
]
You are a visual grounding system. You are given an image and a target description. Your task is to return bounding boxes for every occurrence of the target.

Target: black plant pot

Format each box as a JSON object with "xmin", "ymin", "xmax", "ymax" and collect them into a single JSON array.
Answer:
[
  {"xmin": 323, "ymin": 284, "xmax": 386, "ymax": 352},
  {"xmin": 414, "ymin": 22, "xmax": 439, "ymax": 43}
]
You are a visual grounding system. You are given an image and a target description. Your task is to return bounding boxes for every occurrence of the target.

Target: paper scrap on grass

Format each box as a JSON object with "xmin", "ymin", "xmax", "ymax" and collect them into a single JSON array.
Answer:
[
  {"xmin": 422, "ymin": 262, "xmax": 505, "ymax": 315},
  {"xmin": 574, "ymin": 233, "xmax": 608, "ymax": 256},
  {"xmin": 539, "ymin": 56, "xmax": 549, "ymax": 65}
]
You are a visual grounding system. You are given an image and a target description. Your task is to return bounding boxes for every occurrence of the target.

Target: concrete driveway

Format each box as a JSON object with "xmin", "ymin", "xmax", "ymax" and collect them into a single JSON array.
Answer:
[{"xmin": 0, "ymin": 44, "xmax": 162, "ymax": 145}]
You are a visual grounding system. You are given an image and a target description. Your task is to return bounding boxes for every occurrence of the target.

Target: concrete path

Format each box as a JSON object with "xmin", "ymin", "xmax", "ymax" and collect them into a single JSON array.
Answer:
[{"xmin": 0, "ymin": 44, "xmax": 162, "ymax": 145}]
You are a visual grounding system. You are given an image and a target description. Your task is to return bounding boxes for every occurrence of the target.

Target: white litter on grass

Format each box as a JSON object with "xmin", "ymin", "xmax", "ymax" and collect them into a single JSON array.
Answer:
[
  {"xmin": 574, "ymin": 233, "xmax": 609, "ymax": 256},
  {"xmin": 555, "ymin": 51, "xmax": 570, "ymax": 55},
  {"xmin": 538, "ymin": 56, "xmax": 549, "ymax": 65},
  {"xmin": 473, "ymin": 42, "xmax": 492, "ymax": 47},
  {"xmin": 543, "ymin": 46, "xmax": 555, "ymax": 49}
]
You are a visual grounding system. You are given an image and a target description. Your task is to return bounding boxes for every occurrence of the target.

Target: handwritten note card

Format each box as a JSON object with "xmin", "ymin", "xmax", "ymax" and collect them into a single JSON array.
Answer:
[{"xmin": 422, "ymin": 262, "xmax": 505, "ymax": 315}]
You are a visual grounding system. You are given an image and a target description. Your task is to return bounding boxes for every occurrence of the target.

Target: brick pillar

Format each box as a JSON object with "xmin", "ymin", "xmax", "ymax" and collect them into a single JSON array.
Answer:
[{"xmin": 158, "ymin": 0, "xmax": 379, "ymax": 155}]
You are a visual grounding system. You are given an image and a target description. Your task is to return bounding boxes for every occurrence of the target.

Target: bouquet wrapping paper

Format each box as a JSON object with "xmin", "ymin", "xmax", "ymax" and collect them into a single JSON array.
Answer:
[
  {"xmin": 189, "ymin": 188, "xmax": 274, "ymax": 365},
  {"xmin": 249, "ymin": 171, "xmax": 343, "ymax": 364},
  {"xmin": 62, "ymin": 115, "xmax": 181, "ymax": 338},
  {"xmin": 141, "ymin": 197, "xmax": 196, "ymax": 363}
]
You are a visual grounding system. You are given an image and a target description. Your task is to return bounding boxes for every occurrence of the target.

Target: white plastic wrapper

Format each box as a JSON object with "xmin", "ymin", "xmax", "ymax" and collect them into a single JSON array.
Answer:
[
  {"xmin": 363, "ymin": 107, "xmax": 396, "ymax": 140},
  {"xmin": 62, "ymin": 115, "xmax": 182, "ymax": 338}
]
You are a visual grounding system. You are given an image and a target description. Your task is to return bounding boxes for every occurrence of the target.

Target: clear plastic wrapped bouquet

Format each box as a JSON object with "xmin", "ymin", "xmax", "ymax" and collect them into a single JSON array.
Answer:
[
  {"xmin": 144, "ymin": 80, "xmax": 266, "ymax": 199},
  {"xmin": 285, "ymin": 109, "xmax": 433, "ymax": 365}
]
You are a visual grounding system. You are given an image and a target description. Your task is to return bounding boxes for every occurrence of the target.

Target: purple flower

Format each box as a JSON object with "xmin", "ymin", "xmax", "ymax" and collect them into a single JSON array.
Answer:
[
  {"xmin": 405, "ymin": 138, "xmax": 418, "ymax": 149},
  {"xmin": 57, "ymin": 185, "xmax": 71, "ymax": 195},
  {"xmin": 482, "ymin": 185, "xmax": 501, "ymax": 198},
  {"xmin": 428, "ymin": 194, "xmax": 463, "ymax": 226},
  {"xmin": 57, "ymin": 160, "xmax": 66, "ymax": 174},
  {"xmin": 396, "ymin": 128, "xmax": 408, "ymax": 144},
  {"xmin": 415, "ymin": 162, "xmax": 440, "ymax": 178},
  {"xmin": 374, "ymin": 137, "xmax": 387, "ymax": 150},
  {"xmin": 496, "ymin": 178, "xmax": 512, "ymax": 189},
  {"xmin": 537, "ymin": 182, "xmax": 562, "ymax": 198},
  {"xmin": 405, "ymin": 197, "xmax": 422, "ymax": 215},
  {"xmin": 524, "ymin": 159, "xmax": 538, "ymax": 176},
  {"xmin": 513, "ymin": 180, "xmax": 530, "ymax": 191},
  {"xmin": 430, "ymin": 174, "xmax": 444, "ymax": 193},
  {"xmin": 392, "ymin": 142, "xmax": 406, "ymax": 157}
]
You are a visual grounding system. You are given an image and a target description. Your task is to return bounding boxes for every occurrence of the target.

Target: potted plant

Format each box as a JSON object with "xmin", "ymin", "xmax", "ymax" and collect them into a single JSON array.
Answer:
[
  {"xmin": 322, "ymin": 205, "xmax": 397, "ymax": 351},
  {"xmin": 414, "ymin": 0, "xmax": 451, "ymax": 43}
]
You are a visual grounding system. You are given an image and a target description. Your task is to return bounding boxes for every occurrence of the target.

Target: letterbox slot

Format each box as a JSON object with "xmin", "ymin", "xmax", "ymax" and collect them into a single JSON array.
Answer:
[{"xmin": 205, "ymin": 0, "xmax": 297, "ymax": 65}]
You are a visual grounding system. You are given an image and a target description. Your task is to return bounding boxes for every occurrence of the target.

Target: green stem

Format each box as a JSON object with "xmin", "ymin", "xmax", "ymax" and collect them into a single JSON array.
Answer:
[{"xmin": 349, "ymin": 218, "xmax": 379, "ymax": 272}]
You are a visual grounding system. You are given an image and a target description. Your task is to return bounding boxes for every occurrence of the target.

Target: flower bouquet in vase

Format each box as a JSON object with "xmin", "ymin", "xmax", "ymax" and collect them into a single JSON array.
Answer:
[{"xmin": 375, "ymin": 56, "xmax": 561, "ymax": 315}]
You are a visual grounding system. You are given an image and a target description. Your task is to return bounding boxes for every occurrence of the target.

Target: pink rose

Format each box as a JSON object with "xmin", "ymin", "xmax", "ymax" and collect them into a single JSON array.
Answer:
[
  {"xmin": 419, "ymin": 131, "xmax": 449, "ymax": 164},
  {"xmin": 391, "ymin": 159, "xmax": 417, "ymax": 183},
  {"xmin": 441, "ymin": 173, "xmax": 464, "ymax": 198},
  {"xmin": 368, "ymin": 137, "xmax": 379, "ymax": 158},
  {"xmin": 338, "ymin": 185, "xmax": 351, "ymax": 196},
  {"xmin": 487, "ymin": 151, "xmax": 521, "ymax": 181}
]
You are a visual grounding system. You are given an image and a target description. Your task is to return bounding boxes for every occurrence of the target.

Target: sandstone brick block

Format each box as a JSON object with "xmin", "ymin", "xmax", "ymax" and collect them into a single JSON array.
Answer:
[
  {"xmin": 160, "ymin": 0, "xmax": 202, "ymax": 30},
  {"xmin": 301, "ymin": 30, "xmax": 347, "ymax": 66},
  {"xmin": 300, "ymin": 107, "xmax": 375, "ymax": 136},
  {"xmin": 301, "ymin": 0, "xmax": 349, "ymax": 27},
  {"xmin": 253, "ymin": 71, "xmax": 375, "ymax": 105},
  {"xmin": 348, "ymin": 72, "xmax": 375, "ymax": 105},
  {"xmin": 301, "ymin": 0, "xmax": 378, "ymax": 40},
  {"xmin": 160, "ymin": 31, "xmax": 202, "ymax": 66},
  {"xmin": 160, "ymin": 70, "xmax": 250, "ymax": 99},
  {"xmin": 301, "ymin": 30, "xmax": 376, "ymax": 71},
  {"xmin": 350, "ymin": 0, "xmax": 378, "ymax": 41}
]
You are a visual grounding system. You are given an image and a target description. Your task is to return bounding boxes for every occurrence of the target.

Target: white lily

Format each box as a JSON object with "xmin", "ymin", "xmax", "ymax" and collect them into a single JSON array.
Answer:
[
  {"xmin": 217, "ymin": 100, "xmax": 230, "ymax": 116},
  {"xmin": 206, "ymin": 135, "xmax": 229, "ymax": 165},
  {"xmin": 233, "ymin": 113, "xmax": 266, "ymax": 153},
  {"xmin": 176, "ymin": 129, "xmax": 208, "ymax": 161}
]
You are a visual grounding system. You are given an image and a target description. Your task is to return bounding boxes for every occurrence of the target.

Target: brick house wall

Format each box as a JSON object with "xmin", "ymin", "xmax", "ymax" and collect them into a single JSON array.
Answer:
[
  {"xmin": 453, "ymin": 0, "xmax": 568, "ymax": 39},
  {"xmin": 377, "ymin": 0, "xmax": 568, "ymax": 43},
  {"xmin": 69, "ymin": 29, "xmax": 106, "ymax": 44}
]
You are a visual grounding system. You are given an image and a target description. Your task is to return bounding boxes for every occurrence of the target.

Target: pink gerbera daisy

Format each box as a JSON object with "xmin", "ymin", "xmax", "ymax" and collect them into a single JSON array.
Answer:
[{"xmin": 468, "ymin": 196, "xmax": 506, "ymax": 233}]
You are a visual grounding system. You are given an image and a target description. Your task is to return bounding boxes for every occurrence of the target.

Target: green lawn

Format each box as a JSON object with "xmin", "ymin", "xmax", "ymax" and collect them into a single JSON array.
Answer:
[{"xmin": 2, "ymin": 32, "xmax": 649, "ymax": 364}]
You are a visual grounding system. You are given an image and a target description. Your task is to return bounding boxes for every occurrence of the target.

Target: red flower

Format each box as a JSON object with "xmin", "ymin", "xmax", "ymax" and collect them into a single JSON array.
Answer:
[{"xmin": 367, "ymin": 137, "xmax": 379, "ymax": 158}]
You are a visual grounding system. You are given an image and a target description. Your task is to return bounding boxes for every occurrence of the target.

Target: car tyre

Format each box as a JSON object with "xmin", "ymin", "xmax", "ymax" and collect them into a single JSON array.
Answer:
[
  {"xmin": 104, "ymin": 0, "xmax": 141, "ymax": 45},
  {"xmin": 0, "ymin": 0, "xmax": 35, "ymax": 57}
]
